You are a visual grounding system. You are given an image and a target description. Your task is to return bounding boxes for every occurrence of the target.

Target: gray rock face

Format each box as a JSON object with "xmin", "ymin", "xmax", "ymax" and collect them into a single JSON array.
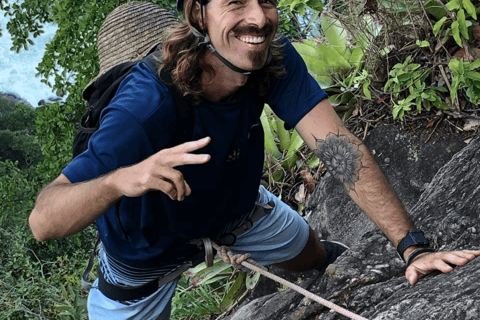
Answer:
[
  {"xmin": 225, "ymin": 125, "xmax": 479, "ymax": 320},
  {"xmin": 306, "ymin": 124, "xmax": 466, "ymax": 248}
]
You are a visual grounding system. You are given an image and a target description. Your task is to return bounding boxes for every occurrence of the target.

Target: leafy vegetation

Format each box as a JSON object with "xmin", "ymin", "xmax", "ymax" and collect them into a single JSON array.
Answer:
[
  {"xmin": 383, "ymin": 55, "xmax": 449, "ymax": 120},
  {"xmin": 448, "ymin": 57, "xmax": 480, "ymax": 104},
  {"xmin": 1, "ymin": 0, "xmax": 480, "ymax": 318}
]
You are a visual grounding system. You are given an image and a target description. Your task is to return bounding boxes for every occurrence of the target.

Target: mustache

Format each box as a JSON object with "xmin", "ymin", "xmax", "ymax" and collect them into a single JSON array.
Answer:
[{"xmin": 232, "ymin": 22, "xmax": 275, "ymax": 36}]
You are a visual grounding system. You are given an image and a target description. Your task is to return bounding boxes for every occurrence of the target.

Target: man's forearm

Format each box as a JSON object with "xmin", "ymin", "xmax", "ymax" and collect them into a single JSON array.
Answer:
[
  {"xmin": 346, "ymin": 140, "xmax": 416, "ymax": 246},
  {"xmin": 312, "ymin": 131, "xmax": 416, "ymax": 247},
  {"xmin": 29, "ymin": 172, "xmax": 122, "ymax": 241}
]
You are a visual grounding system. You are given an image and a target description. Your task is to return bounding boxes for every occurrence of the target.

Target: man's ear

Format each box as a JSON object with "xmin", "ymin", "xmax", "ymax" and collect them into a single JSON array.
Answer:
[{"xmin": 191, "ymin": 1, "xmax": 204, "ymax": 29}]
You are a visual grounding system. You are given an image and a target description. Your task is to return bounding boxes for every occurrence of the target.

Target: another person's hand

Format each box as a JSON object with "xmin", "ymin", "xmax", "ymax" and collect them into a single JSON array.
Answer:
[
  {"xmin": 405, "ymin": 250, "xmax": 480, "ymax": 285},
  {"xmin": 111, "ymin": 137, "xmax": 211, "ymax": 201},
  {"xmin": 216, "ymin": 246, "xmax": 251, "ymax": 269}
]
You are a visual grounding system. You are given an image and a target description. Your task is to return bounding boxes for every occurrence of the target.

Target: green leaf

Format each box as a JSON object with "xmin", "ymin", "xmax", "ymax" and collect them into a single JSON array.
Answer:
[
  {"xmin": 468, "ymin": 59, "xmax": 480, "ymax": 70},
  {"xmin": 450, "ymin": 77, "xmax": 460, "ymax": 102},
  {"xmin": 307, "ymin": 156, "xmax": 320, "ymax": 168},
  {"xmin": 362, "ymin": 81, "xmax": 372, "ymax": 99},
  {"xmin": 448, "ymin": 58, "xmax": 461, "ymax": 73},
  {"xmin": 398, "ymin": 72, "xmax": 414, "ymax": 83},
  {"xmin": 275, "ymin": 118, "xmax": 290, "ymax": 151},
  {"xmin": 316, "ymin": 44, "xmax": 351, "ymax": 70},
  {"xmin": 445, "ymin": 0, "xmax": 460, "ymax": 11},
  {"xmin": 424, "ymin": 99, "xmax": 432, "ymax": 111},
  {"xmin": 328, "ymin": 92, "xmax": 354, "ymax": 106},
  {"xmin": 348, "ymin": 47, "xmax": 365, "ymax": 68},
  {"xmin": 392, "ymin": 105, "xmax": 402, "ymax": 119},
  {"xmin": 465, "ymin": 71, "xmax": 480, "ymax": 81},
  {"xmin": 193, "ymin": 260, "xmax": 233, "ymax": 286},
  {"xmin": 261, "ymin": 108, "xmax": 281, "ymax": 160},
  {"xmin": 425, "ymin": 0, "xmax": 447, "ymax": 20},
  {"xmin": 284, "ymin": 130, "xmax": 304, "ymax": 169},
  {"xmin": 314, "ymin": 75, "xmax": 333, "ymax": 88},
  {"xmin": 272, "ymin": 169, "xmax": 284, "ymax": 182},
  {"xmin": 220, "ymin": 272, "xmax": 247, "ymax": 310},
  {"xmin": 384, "ymin": 78, "xmax": 396, "ymax": 92},
  {"xmin": 434, "ymin": 86, "xmax": 449, "ymax": 92},
  {"xmin": 319, "ymin": 14, "xmax": 348, "ymax": 56},
  {"xmin": 298, "ymin": 3, "xmax": 306, "ymax": 16},
  {"xmin": 462, "ymin": 0, "xmax": 477, "ymax": 20},
  {"xmin": 457, "ymin": 10, "xmax": 469, "ymax": 39},
  {"xmin": 466, "ymin": 85, "xmax": 480, "ymax": 104},
  {"xmin": 408, "ymin": 63, "xmax": 421, "ymax": 71},
  {"xmin": 245, "ymin": 272, "xmax": 261, "ymax": 290},
  {"xmin": 416, "ymin": 97, "xmax": 422, "ymax": 112},
  {"xmin": 451, "ymin": 21, "xmax": 463, "ymax": 47},
  {"xmin": 301, "ymin": 55, "xmax": 329, "ymax": 75},
  {"xmin": 416, "ymin": 40, "xmax": 430, "ymax": 47}
]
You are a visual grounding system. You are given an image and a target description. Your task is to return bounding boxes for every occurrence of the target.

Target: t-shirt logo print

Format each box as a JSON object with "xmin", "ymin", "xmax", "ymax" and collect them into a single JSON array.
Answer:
[{"xmin": 226, "ymin": 148, "xmax": 241, "ymax": 164}]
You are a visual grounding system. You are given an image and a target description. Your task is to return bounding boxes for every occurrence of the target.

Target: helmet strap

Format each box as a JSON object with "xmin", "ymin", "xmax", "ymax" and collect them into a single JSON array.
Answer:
[{"xmin": 193, "ymin": 0, "xmax": 252, "ymax": 75}]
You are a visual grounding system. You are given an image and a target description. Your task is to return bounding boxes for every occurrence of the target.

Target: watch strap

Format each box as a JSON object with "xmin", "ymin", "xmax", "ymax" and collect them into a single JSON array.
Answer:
[
  {"xmin": 397, "ymin": 230, "xmax": 430, "ymax": 262},
  {"xmin": 406, "ymin": 247, "xmax": 436, "ymax": 266}
]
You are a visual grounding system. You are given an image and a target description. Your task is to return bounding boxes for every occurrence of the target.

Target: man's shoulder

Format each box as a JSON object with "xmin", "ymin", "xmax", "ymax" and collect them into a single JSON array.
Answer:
[{"xmin": 108, "ymin": 63, "xmax": 175, "ymax": 124}]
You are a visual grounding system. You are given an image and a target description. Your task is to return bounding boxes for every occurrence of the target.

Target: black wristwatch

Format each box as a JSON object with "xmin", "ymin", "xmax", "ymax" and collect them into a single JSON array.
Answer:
[{"xmin": 397, "ymin": 230, "xmax": 431, "ymax": 262}]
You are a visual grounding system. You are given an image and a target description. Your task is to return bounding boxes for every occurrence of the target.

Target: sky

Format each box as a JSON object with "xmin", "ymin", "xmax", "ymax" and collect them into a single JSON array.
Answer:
[{"xmin": 0, "ymin": 14, "xmax": 59, "ymax": 107}]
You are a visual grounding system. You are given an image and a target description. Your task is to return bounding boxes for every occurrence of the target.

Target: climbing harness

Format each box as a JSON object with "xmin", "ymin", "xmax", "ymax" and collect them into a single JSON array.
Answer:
[
  {"xmin": 81, "ymin": 200, "xmax": 274, "ymax": 300},
  {"xmin": 209, "ymin": 241, "xmax": 370, "ymax": 320}
]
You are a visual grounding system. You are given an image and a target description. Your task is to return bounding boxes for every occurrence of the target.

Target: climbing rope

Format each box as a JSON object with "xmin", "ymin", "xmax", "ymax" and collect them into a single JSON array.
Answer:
[{"xmin": 210, "ymin": 242, "xmax": 369, "ymax": 320}]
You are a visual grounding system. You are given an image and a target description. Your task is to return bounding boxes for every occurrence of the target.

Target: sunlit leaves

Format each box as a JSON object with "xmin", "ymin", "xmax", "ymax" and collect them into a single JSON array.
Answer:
[
  {"xmin": 445, "ymin": 0, "xmax": 460, "ymax": 11},
  {"xmin": 457, "ymin": 9, "xmax": 469, "ymax": 39},
  {"xmin": 451, "ymin": 21, "xmax": 463, "ymax": 47},
  {"xmin": 462, "ymin": 0, "xmax": 477, "ymax": 20},
  {"xmin": 320, "ymin": 14, "xmax": 348, "ymax": 58},
  {"xmin": 433, "ymin": 17, "xmax": 447, "ymax": 36},
  {"xmin": 448, "ymin": 58, "xmax": 480, "ymax": 104}
]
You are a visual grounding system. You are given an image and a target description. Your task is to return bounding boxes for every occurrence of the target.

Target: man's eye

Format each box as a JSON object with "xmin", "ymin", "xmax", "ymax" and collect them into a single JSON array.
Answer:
[
  {"xmin": 229, "ymin": 0, "xmax": 241, "ymax": 4},
  {"xmin": 260, "ymin": 0, "xmax": 276, "ymax": 5}
]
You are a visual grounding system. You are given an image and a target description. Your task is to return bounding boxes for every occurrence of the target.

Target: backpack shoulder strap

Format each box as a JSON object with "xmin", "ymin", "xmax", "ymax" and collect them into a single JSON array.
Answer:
[{"xmin": 143, "ymin": 51, "xmax": 194, "ymax": 146}]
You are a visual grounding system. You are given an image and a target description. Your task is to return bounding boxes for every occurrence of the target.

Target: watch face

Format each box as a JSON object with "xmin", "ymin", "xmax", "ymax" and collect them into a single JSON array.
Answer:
[
  {"xmin": 398, "ymin": 230, "xmax": 431, "ymax": 261},
  {"xmin": 410, "ymin": 231, "xmax": 429, "ymax": 245}
]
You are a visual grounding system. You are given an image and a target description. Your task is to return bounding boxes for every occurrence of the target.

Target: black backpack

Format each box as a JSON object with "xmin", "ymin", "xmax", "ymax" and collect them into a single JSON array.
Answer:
[{"xmin": 73, "ymin": 47, "xmax": 193, "ymax": 159}]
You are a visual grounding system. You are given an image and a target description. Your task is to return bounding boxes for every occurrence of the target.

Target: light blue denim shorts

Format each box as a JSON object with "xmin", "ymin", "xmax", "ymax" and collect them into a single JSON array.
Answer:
[{"xmin": 87, "ymin": 185, "xmax": 310, "ymax": 320}]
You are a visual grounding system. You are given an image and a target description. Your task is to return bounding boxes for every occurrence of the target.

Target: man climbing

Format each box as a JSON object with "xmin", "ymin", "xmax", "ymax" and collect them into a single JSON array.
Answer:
[{"xmin": 29, "ymin": 1, "xmax": 480, "ymax": 319}]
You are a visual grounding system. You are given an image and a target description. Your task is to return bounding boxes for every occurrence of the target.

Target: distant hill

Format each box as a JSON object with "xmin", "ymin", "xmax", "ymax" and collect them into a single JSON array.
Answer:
[{"xmin": 0, "ymin": 92, "xmax": 32, "ymax": 107}]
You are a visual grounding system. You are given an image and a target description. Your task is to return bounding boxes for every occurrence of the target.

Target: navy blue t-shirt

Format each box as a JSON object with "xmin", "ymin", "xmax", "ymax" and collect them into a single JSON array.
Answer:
[{"xmin": 62, "ymin": 38, "xmax": 327, "ymax": 268}]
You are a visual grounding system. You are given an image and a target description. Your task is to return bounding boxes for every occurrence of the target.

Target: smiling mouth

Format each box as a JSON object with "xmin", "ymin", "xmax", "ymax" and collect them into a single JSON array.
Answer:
[{"xmin": 237, "ymin": 35, "xmax": 266, "ymax": 44}]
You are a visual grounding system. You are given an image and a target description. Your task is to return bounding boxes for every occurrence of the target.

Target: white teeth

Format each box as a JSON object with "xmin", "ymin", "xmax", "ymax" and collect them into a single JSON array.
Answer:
[{"xmin": 239, "ymin": 36, "xmax": 265, "ymax": 44}]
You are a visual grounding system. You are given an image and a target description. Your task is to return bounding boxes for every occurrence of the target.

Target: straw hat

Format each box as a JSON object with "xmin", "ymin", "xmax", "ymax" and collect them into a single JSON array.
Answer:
[{"xmin": 83, "ymin": 1, "xmax": 177, "ymax": 98}]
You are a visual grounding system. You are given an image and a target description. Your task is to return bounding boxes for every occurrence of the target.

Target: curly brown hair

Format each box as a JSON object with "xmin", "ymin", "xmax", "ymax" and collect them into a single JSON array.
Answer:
[{"xmin": 159, "ymin": 0, "xmax": 286, "ymax": 105}]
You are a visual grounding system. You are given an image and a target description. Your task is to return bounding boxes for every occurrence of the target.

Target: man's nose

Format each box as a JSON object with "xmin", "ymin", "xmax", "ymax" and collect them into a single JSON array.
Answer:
[{"xmin": 244, "ymin": 1, "xmax": 268, "ymax": 28}]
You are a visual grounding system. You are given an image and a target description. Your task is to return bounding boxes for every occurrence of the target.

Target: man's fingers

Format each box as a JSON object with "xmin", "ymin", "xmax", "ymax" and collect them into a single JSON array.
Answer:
[
  {"xmin": 215, "ymin": 246, "xmax": 248, "ymax": 267},
  {"xmin": 169, "ymin": 136, "xmax": 211, "ymax": 154},
  {"xmin": 443, "ymin": 251, "xmax": 479, "ymax": 266},
  {"xmin": 460, "ymin": 250, "xmax": 480, "ymax": 257},
  {"xmin": 149, "ymin": 167, "xmax": 187, "ymax": 201},
  {"xmin": 433, "ymin": 258, "xmax": 455, "ymax": 273},
  {"xmin": 151, "ymin": 178, "xmax": 178, "ymax": 201},
  {"xmin": 184, "ymin": 180, "xmax": 191, "ymax": 197},
  {"xmin": 405, "ymin": 249, "xmax": 480, "ymax": 285},
  {"xmin": 159, "ymin": 150, "xmax": 211, "ymax": 167},
  {"xmin": 406, "ymin": 269, "xmax": 419, "ymax": 285}
]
